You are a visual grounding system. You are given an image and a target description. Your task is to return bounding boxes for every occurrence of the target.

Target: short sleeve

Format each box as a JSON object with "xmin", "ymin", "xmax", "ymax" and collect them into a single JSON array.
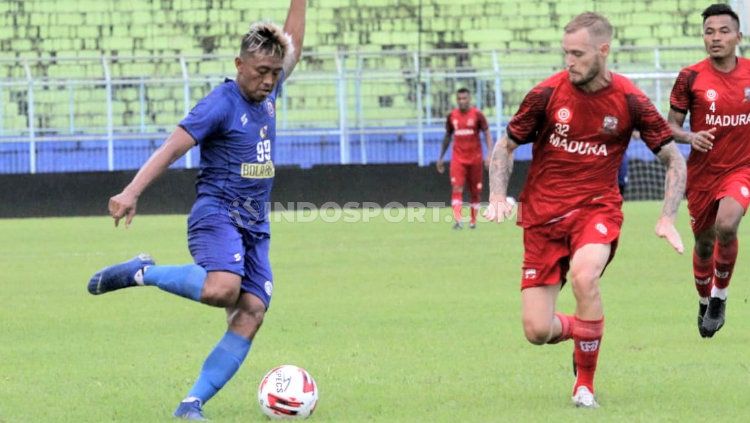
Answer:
[
  {"xmin": 477, "ymin": 111, "xmax": 489, "ymax": 131},
  {"xmin": 669, "ymin": 69, "xmax": 696, "ymax": 114},
  {"xmin": 506, "ymin": 86, "xmax": 552, "ymax": 144},
  {"xmin": 445, "ymin": 113, "xmax": 454, "ymax": 134},
  {"xmin": 628, "ymin": 92, "xmax": 673, "ymax": 153},
  {"xmin": 178, "ymin": 89, "xmax": 229, "ymax": 145}
]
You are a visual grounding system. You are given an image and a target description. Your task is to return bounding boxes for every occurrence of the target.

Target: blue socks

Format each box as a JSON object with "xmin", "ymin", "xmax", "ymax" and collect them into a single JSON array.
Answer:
[
  {"xmin": 142, "ymin": 264, "xmax": 206, "ymax": 302},
  {"xmin": 188, "ymin": 331, "xmax": 252, "ymax": 404}
]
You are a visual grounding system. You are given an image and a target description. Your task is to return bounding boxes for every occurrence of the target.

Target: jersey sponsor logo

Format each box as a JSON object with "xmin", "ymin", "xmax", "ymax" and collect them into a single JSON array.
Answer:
[
  {"xmin": 241, "ymin": 161, "xmax": 275, "ymax": 178},
  {"xmin": 524, "ymin": 268, "xmax": 537, "ymax": 280},
  {"xmin": 579, "ymin": 340, "xmax": 599, "ymax": 352},
  {"xmin": 240, "ymin": 113, "xmax": 248, "ymax": 127},
  {"xmin": 265, "ymin": 99, "xmax": 275, "ymax": 117},
  {"xmin": 706, "ymin": 89, "xmax": 718, "ymax": 101},
  {"xmin": 548, "ymin": 133, "xmax": 608, "ymax": 156},
  {"xmin": 602, "ymin": 115, "xmax": 618, "ymax": 133},
  {"xmin": 704, "ymin": 112, "xmax": 750, "ymax": 127},
  {"xmin": 454, "ymin": 129, "xmax": 476, "ymax": 136},
  {"xmin": 556, "ymin": 107, "xmax": 572, "ymax": 123},
  {"xmin": 260, "ymin": 125, "xmax": 268, "ymax": 139}
]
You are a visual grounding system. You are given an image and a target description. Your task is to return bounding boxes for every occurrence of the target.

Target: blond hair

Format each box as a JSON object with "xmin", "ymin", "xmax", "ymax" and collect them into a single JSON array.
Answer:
[
  {"xmin": 240, "ymin": 22, "xmax": 295, "ymax": 71},
  {"xmin": 564, "ymin": 12, "xmax": 613, "ymax": 43}
]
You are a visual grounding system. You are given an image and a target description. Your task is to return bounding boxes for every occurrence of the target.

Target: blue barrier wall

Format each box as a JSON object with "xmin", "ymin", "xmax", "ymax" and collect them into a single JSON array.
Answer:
[{"xmin": 0, "ymin": 128, "xmax": 691, "ymax": 174}]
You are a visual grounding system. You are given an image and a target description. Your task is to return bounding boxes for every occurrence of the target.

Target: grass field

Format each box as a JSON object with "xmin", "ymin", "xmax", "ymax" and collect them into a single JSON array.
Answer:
[{"xmin": 1, "ymin": 202, "xmax": 749, "ymax": 422}]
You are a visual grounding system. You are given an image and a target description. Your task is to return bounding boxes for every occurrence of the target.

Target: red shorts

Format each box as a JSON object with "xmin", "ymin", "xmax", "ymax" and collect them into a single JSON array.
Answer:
[
  {"xmin": 687, "ymin": 168, "xmax": 750, "ymax": 235},
  {"xmin": 450, "ymin": 160, "xmax": 483, "ymax": 194},
  {"xmin": 521, "ymin": 206, "xmax": 623, "ymax": 290}
]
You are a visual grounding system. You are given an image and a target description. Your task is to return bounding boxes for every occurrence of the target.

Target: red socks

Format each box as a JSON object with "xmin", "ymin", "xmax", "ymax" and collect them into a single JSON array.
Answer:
[
  {"xmin": 572, "ymin": 317, "xmax": 604, "ymax": 394},
  {"xmin": 451, "ymin": 191, "xmax": 463, "ymax": 222},
  {"xmin": 548, "ymin": 312, "xmax": 573, "ymax": 344},
  {"xmin": 469, "ymin": 191, "xmax": 480, "ymax": 225},
  {"xmin": 693, "ymin": 251, "xmax": 713, "ymax": 299},
  {"xmin": 713, "ymin": 239, "xmax": 738, "ymax": 290}
]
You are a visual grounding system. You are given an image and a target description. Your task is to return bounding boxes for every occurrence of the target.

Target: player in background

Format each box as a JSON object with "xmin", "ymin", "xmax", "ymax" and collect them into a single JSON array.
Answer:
[
  {"xmin": 86, "ymin": 1, "xmax": 306, "ymax": 419},
  {"xmin": 484, "ymin": 12, "xmax": 686, "ymax": 408},
  {"xmin": 668, "ymin": 3, "xmax": 749, "ymax": 338},
  {"xmin": 437, "ymin": 88, "xmax": 494, "ymax": 229}
]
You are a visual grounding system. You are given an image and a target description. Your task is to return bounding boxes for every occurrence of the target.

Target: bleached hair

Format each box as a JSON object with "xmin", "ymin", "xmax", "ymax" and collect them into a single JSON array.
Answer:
[{"xmin": 240, "ymin": 21, "xmax": 295, "ymax": 71}]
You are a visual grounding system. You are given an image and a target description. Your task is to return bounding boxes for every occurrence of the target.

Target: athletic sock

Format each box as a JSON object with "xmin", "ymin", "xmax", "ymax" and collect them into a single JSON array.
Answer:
[
  {"xmin": 470, "ymin": 202, "xmax": 480, "ymax": 225},
  {"xmin": 187, "ymin": 331, "xmax": 251, "ymax": 404},
  {"xmin": 141, "ymin": 264, "xmax": 206, "ymax": 302},
  {"xmin": 713, "ymin": 238, "xmax": 738, "ymax": 292},
  {"xmin": 692, "ymin": 250, "xmax": 713, "ymax": 302},
  {"xmin": 451, "ymin": 192, "xmax": 463, "ymax": 222},
  {"xmin": 572, "ymin": 317, "xmax": 604, "ymax": 394},
  {"xmin": 547, "ymin": 312, "xmax": 574, "ymax": 344}
]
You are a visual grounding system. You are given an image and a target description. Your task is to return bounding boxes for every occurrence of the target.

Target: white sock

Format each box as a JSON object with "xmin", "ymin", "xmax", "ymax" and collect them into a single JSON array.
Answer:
[
  {"xmin": 699, "ymin": 297, "xmax": 709, "ymax": 305},
  {"xmin": 711, "ymin": 286, "xmax": 728, "ymax": 300}
]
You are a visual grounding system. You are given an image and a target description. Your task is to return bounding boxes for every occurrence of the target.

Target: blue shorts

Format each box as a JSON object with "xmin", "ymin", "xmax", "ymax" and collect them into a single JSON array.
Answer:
[{"xmin": 187, "ymin": 213, "xmax": 273, "ymax": 309}]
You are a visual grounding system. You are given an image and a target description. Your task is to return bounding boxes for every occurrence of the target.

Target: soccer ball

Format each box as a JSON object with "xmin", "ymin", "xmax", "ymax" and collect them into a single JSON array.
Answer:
[{"xmin": 258, "ymin": 365, "xmax": 318, "ymax": 419}]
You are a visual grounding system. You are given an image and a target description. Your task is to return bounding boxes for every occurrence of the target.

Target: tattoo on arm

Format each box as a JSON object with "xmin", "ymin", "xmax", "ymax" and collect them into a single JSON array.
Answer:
[
  {"xmin": 489, "ymin": 135, "xmax": 516, "ymax": 198},
  {"xmin": 657, "ymin": 142, "xmax": 687, "ymax": 218}
]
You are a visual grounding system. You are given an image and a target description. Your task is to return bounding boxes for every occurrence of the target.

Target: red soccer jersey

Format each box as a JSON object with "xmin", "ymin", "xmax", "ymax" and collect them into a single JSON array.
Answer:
[
  {"xmin": 507, "ymin": 71, "xmax": 673, "ymax": 228},
  {"xmin": 670, "ymin": 58, "xmax": 750, "ymax": 192},
  {"xmin": 446, "ymin": 107, "xmax": 488, "ymax": 163}
]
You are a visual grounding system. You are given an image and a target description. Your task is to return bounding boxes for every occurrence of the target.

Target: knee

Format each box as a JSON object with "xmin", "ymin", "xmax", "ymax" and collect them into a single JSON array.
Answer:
[
  {"xmin": 229, "ymin": 307, "xmax": 265, "ymax": 337},
  {"xmin": 201, "ymin": 280, "xmax": 240, "ymax": 307},
  {"xmin": 695, "ymin": 237, "xmax": 714, "ymax": 258},
  {"xmin": 522, "ymin": 318, "xmax": 552, "ymax": 345},
  {"xmin": 714, "ymin": 219, "xmax": 738, "ymax": 244},
  {"xmin": 571, "ymin": 270, "xmax": 601, "ymax": 305}
]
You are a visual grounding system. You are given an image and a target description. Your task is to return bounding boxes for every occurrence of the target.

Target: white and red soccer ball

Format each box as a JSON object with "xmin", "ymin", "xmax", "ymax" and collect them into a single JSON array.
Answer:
[{"xmin": 258, "ymin": 365, "xmax": 318, "ymax": 419}]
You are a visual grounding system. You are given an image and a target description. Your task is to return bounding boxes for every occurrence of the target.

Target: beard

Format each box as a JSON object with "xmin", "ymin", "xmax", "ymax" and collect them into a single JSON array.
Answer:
[{"xmin": 570, "ymin": 61, "xmax": 600, "ymax": 87}]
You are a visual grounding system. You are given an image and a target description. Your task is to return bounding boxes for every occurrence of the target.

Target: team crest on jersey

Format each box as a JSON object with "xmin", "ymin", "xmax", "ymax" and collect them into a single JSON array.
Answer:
[
  {"xmin": 602, "ymin": 115, "xmax": 618, "ymax": 133},
  {"xmin": 467, "ymin": 118, "xmax": 475, "ymax": 127},
  {"xmin": 265, "ymin": 99, "xmax": 275, "ymax": 117},
  {"xmin": 556, "ymin": 107, "xmax": 572, "ymax": 123},
  {"xmin": 706, "ymin": 89, "xmax": 718, "ymax": 101},
  {"xmin": 744, "ymin": 87, "xmax": 750, "ymax": 102}
]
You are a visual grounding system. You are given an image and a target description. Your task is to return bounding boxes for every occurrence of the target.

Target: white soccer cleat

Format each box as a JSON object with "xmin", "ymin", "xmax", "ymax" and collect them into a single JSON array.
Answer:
[{"xmin": 572, "ymin": 386, "xmax": 599, "ymax": 408}]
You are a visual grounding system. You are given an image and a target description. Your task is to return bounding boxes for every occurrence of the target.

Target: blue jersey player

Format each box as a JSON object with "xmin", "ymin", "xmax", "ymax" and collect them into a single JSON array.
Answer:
[{"xmin": 87, "ymin": 1, "xmax": 306, "ymax": 419}]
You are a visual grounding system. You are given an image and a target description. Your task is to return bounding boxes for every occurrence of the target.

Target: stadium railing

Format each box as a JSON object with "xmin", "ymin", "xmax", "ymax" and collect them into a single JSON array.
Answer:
[{"xmin": 0, "ymin": 46, "xmax": 732, "ymax": 175}]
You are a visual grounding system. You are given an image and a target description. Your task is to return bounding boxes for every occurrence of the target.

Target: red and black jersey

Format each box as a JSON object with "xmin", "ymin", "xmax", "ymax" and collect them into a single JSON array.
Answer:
[
  {"xmin": 670, "ymin": 57, "xmax": 750, "ymax": 192},
  {"xmin": 507, "ymin": 71, "xmax": 672, "ymax": 228},
  {"xmin": 446, "ymin": 107, "xmax": 488, "ymax": 164}
]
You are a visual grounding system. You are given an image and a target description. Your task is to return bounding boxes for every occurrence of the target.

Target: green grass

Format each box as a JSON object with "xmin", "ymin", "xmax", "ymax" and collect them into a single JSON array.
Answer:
[{"xmin": 1, "ymin": 203, "xmax": 749, "ymax": 422}]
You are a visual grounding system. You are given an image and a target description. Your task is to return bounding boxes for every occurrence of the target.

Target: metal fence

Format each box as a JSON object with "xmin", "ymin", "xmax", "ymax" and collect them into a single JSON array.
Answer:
[{"xmin": 0, "ymin": 46, "xmax": 733, "ymax": 174}]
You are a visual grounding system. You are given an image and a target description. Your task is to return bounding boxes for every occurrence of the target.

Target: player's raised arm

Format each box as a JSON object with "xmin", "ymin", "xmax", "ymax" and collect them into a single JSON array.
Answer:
[
  {"xmin": 109, "ymin": 127, "xmax": 196, "ymax": 228},
  {"xmin": 655, "ymin": 141, "xmax": 687, "ymax": 254},
  {"xmin": 483, "ymin": 134, "xmax": 517, "ymax": 223},
  {"xmin": 281, "ymin": 0, "xmax": 306, "ymax": 78}
]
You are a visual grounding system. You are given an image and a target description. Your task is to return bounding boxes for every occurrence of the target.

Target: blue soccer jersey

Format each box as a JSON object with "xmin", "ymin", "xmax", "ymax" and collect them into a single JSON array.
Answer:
[{"xmin": 179, "ymin": 74, "xmax": 283, "ymax": 234}]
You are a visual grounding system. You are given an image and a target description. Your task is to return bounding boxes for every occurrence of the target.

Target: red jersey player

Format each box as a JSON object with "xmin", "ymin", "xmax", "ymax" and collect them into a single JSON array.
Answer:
[
  {"xmin": 484, "ymin": 13, "xmax": 686, "ymax": 407},
  {"xmin": 668, "ymin": 4, "xmax": 748, "ymax": 338},
  {"xmin": 437, "ymin": 88, "xmax": 493, "ymax": 229}
]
